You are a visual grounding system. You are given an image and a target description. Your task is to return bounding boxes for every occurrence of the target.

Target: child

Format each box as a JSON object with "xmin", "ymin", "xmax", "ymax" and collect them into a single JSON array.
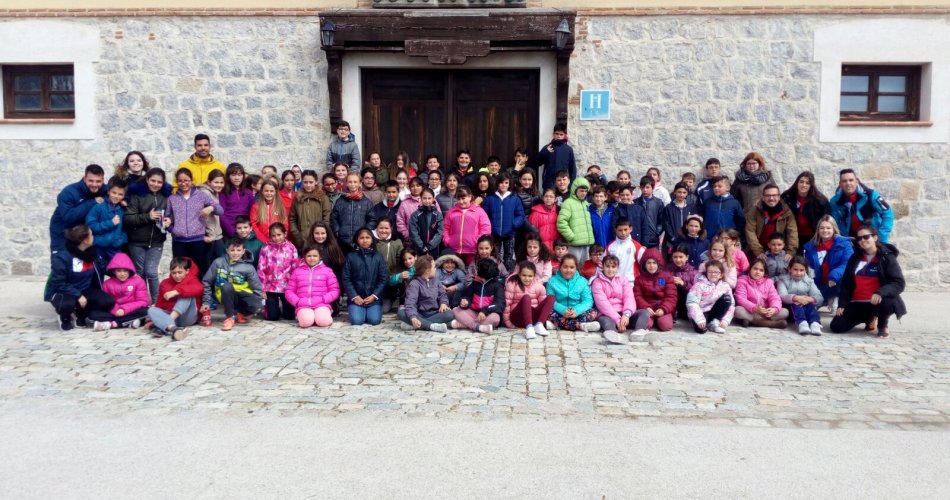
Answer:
[
  {"xmin": 398, "ymin": 177, "xmax": 442, "ymax": 245},
  {"xmin": 481, "ymin": 155, "xmax": 503, "ymax": 180},
  {"xmin": 322, "ymin": 172, "xmax": 342, "ymax": 206},
  {"xmin": 398, "ymin": 255, "xmax": 453, "ymax": 332},
  {"xmin": 606, "ymin": 218, "xmax": 645, "ymax": 285},
  {"xmin": 325, "ymin": 121, "xmax": 361, "ymax": 170},
  {"xmin": 586, "ymin": 164, "xmax": 607, "ymax": 187},
  {"xmin": 545, "ymin": 254, "xmax": 600, "ymax": 332},
  {"xmin": 670, "ymin": 215, "xmax": 709, "ymax": 268},
  {"xmin": 482, "ymin": 173, "xmax": 525, "ymax": 270},
  {"xmin": 451, "ymin": 258, "xmax": 506, "ymax": 334},
  {"xmin": 124, "ymin": 167, "xmax": 171, "ymax": 304},
  {"xmin": 375, "ymin": 217, "xmax": 404, "ymax": 313},
  {"xmin": 512, "ymin": 234, "xmax": 553, "ymax": 284},
  {"xmin": 436, "ymin": 254, "xmax": 466, "ymax": 308},
  {"xmin": 614, "ymin": 185, "xmax": 645, "ymax": 244},
  {"xmin": 342, "ymin": 228, "xmax": 389, "ymax": 326},
  {"xmin": 633, "ymin": 248, "xmax": 678, "ymax": 335},
  {"xmin": 279, "ymin": 170, "xmax": 297, "ymax": 214},
  {"xmin": 443, "ymin": 186, "xmax": 492, "ymax": 265},
  {"xmin": 148, "ymin": 256, "xmax": 202, "ymax": 340},
  {"xmin": 715, "ymin": 229, "xmax": 750, "ymax": 274},
  {"xmin": 370, "ymin": 181, "xmax": 403, "ymax": 241},
  {"xmin": 553, "ymin": 170, "xmax": 572, "ymax": 207},
  {"xmin": 285, "ymin": 245, "xmax": 340, "ymax": 328},
  {"xmin": 686, "ymin": 260, "xmax": 735, "ymax": 334},
  {"xmin": 777, "ymin": 256, "xmax": 824, "ymax": 336},
  {"xmin": 472, "ymin": 173, "xmax": 492, "ymax": 206},
  {"xmin": 680, "ymin": 172, "xmax": 699, "ymax": 207},
  {"xmin": 646, "ymin": 167, "xmax": 672, "ymax": 206},
  {"xmin": 699, "ymin": 240, "xmax": 738, "ymax": 289},
  {"xmin": 695, "ymin": 158, "xmax": 721, "ymax": 204},
  {"xmin": 634, "ymin": 175, "xmax": 664, "ymax": 249},
  {"xmin": 616, "ymin": 170, "xmax": 632, "ymax": 186},
  {"xmin": 503, "ymin": 261, "xmax": 556, "ymax": 339},
  {"xmin": 606, "ymin": 181, "xmax": 622, "ymax": 206},
  {"xmin": 556, "ymin": 177, "xmax": 594, "ymax": 262},
  {"xmin": 701, "ymin": 175, "xmax": 746, "ymax": 239},
  {"xmin": 465, "ymin": 235, "xmax": 508, "ymax": 287},
  {"xmin": 45, "ymin": 225, "xmax": 110, "ymax": 330},
  {"xmin": 331, "ymin": 172, "xmax": 377, "ymax": 253},
  {"xmin": 289, "ymin": 169, "xmax": 331, "ymax": 250},
  {"xmin": 257, "ymin": 223, "xmax": 299, "ymax": 321},
  {"xmin": 665, "ymin": 244, "xmax": 698, "ymax": 322},
  {"xmin": 552, "ymin": 239, "xmax": 569, "ymax": 273},
  {"xmin": 388, "ymin": 248, "xmax": 418, "ymax": 311},
  {"xmin": 201, "ymin": 237, "xmax": 264, "ymax": 331},
  {"xmin": 588, "ymin": 185, "xmax": 614, "ymax": 248},
  {"xmin": 662, "ymin": 181, "xmax": 699, "ymax": 256},
  {"xmin": 762, "ymin": 232, "xmax": 790, "ymax": 280},
  {"xmin": 250, "ymin": 178, "xmax": 288, "ymax": 244},
  {"xmin": 219, "ymin": 162, "xmax": 256, "ymax": 239},
  {"xmin": 408, "ymin": 188, "xmax": 444, "ymax": 256},
  {"xmin": 734, "ymin": 259, "xmax": 789, "ymax": 329},
  {"xmin": 536, "ymin": 123, "xmax": 577, "ymax": 190},
  {"xmin": 308, "ymin": 221, "xmax": 346, "ymax": 282},
  {"xmin": 221, "ymin": 216, "xmax": 263, "ymax": 269},
  {"xmin": 580, "ymin": 244, "xmax": 605, "ymax": 280},
  {"xmin": 332, "ymin": 163, "xmax": 350, "ymax": 193},
  {"xmin": 592, "ymin": 254, "xmax": 641, "ymax": 344},
  {"xmin": 86, "ymin": 178, "xmax": 128, "ymax": 260},
  {"xmin": 91, "ymin": 252, "xmax": 150, "ymax": 331},
  {"xmin": 247, "ymin": 174, "xmax": 263, "ymax": 198},
  {"xmin": 527, "ymin": 188, "xmax": 560, "ymax": 253}
]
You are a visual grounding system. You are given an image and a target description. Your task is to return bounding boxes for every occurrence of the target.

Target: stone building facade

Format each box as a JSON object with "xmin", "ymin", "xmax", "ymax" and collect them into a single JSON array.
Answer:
[{"xmin": 0, "ymin": 2, "xmax": 948, "ymax": 288}]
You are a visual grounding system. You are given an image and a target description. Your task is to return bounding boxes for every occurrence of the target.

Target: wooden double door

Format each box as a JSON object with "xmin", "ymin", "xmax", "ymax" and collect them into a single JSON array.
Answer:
[{"xmin": 361, "ymin": 68, "xmax": 540, "ymax": 170}]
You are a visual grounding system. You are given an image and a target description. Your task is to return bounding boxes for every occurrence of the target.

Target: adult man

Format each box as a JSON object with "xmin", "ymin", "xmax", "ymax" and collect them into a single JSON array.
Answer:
[
  {"xmin": 694, "ymin": 157, "xmax": 721, "ymax": 205},
  {"xmin": 744, "ymin": 183, "xmax": 798, "ymax": 259},
  {"xmin": 325, "ymin": 120, "xmax": 361, "ymax": 171},
  {"xmin": 830, "ymin": 169, "xmax": 894, "ymax": 243},
  {"xmin": 49, "ymin": 164, "xmax": 105, "ymax": 253},
  {"xmin": 175, "ymin": 133, "xmax": 225, "ymax": 188}
]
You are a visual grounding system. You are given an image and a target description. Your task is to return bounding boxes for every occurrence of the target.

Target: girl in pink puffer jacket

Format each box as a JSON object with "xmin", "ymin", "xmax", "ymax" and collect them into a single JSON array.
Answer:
[
  {"xmin": 284, "ymin": 246, "xmax": 341, "ymax": 328},
  {"xmin": 733, "ymin": 259, "xmax": 789, "ymax": 329},
  {"xmin": 91, "ymin": 252, "xmax": 151, "ymax": 331},
  {"xmin": 686, "ymin": 260, "xmax": 735, "ymax": 334}
]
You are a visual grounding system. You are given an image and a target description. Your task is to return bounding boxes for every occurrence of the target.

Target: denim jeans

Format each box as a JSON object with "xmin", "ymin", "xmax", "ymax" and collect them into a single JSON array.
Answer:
[
  {"xmin": 348, "ymin": 302, "xmax": 383, "ymax": 325},
  {"xmin": 130, "ymin": 245, "xmax": 164, "ymax": 304},
  {"xmin": 148, "ymin": 298, "xmax": 198, "ymax": 334}
]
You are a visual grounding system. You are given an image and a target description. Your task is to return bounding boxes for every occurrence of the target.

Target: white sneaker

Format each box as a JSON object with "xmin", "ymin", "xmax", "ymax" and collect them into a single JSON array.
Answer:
[
  {"xmin": 430, "ymin": 323, "xmax": 448, "ymax": 333},
  {"xmin": 544, "ymin": 321, "xmax": 556, "ymax": 331},
  {"xmin": 525, "ymin": 326, "xmax": 536, "ymax": 339},
  {"xmin": 709, "ymin": 319, "xmax": 720, "ymax": 332},
  {"xmin": 809, "ymin": 322, "xmax": 823, "ymax": 336},
  {"xmin": 580, "ymin": 321, "xmax": 601, "ymax": 333},
  {"xmin": 798, "ymin": 321, "xmax": 810, "ymax": 335},
  {"xmin": 476, "ymin": 324, "xmax": 493, "ymax": 334},
  {"xmin": 93, "ymin": 321, "xmax": 112, "ymax": 331},
  {"xmin": 830, "ymin": 297, "xmax": 838, "ymax": 313},
  {"xmin": 535, "ymin": 322, "xmax": 549, "ymax": 337},
  {"xmin": 628, "ymin": 328, "xmax": 649, "ymax": 342},
  {"xmin": 712, "ymin": 323, "xmax": 726, "ymax": 334},
  {"xmin": 400, "ymin": 322, "xmax": 414, "ymax": 331},
  {"xmin": 603, "ymin": 330, "xmax": 625, "ymax": 344}
]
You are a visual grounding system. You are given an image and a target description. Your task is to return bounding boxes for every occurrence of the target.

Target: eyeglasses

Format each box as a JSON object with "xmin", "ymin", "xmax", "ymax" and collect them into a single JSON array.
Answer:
[{"xmin": 857, "ymin": 234, "xmax": 874, "ymax": 241}]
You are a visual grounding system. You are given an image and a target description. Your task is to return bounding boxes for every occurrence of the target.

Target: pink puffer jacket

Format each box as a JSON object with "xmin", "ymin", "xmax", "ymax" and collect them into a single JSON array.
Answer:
[
  {"xmin": 734, "ymin": 274, "xmax": 782, "ymax": 313},
  {"xmin": 284, "ymin": 261, "xmax": 340, "ymax": 311},
  {"xmin": 102, "ymin": 252, "xmax": 150, "ymax": 316},
  {"xmin": 503, "ymin": 277, "xmax": 547, "ymax": 328},
  {"xmin": 590, "ymin": 272, "xmax": 636, "ymax": 323},
  {"xmin": 443, "ymin": 204, "xmax": 491, "ymax": 255}
]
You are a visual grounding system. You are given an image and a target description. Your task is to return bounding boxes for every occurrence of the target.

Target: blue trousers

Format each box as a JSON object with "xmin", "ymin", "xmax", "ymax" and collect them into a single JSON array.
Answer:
[
  {"xmin": 790, "ymin": 303, "xmax": 820, "ymax": 324},
  {"xmin": 348, "ymin": 302, "xmax": 382, "ymax": 325}
]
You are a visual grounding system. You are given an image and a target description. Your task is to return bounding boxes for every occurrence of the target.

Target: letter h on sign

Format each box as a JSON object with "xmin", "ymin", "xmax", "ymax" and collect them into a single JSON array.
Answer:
[{"xmin": 579, "ymin": 89, "xmax": 610, "ymax": 121}]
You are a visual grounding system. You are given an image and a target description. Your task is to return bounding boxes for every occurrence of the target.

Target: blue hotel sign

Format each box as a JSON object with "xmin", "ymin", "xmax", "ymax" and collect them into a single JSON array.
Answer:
[{"xmin": 579, "ymin": 89, "xmax": 611, "ymax": 121}]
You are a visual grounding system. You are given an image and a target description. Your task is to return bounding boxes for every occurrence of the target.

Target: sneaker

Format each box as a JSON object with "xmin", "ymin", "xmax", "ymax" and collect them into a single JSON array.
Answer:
[
  {"xmin": 525, "ymin": 326, "xmax": 537, "ymax": 340},
  {"xmin": 709, "ymin": 319, "xmax": 720, "ymax": 332},
  {"xmin": 798, "ymin": 321, "xmax": 810, "ymax": 335},
  {"xmin": 809, "ymin": 322, "xmax": 823, "ymax": 336},
  {"xmin": 603, "ymin": 330, "xmax": 626, "ymax": 344},
  {"xmin": 544, "ymin": 320, "xmax": 556, "ymax": 331},
  {"xmin": 236, "ymin": 313, "xmax": 249, "ymax": 324},
  {"xmin": 830, "ymin": 297, "xmax": 839, "ymax": 313},
  {"xmin": 131, "ymin": 319, "xmax": 142, "ymax": 328},
  {"xmin": 712, "ymin": 323, "xmax": 726, "ymax": 334},
  {"xmin": 430, "ymin": 323, "xmax": 448, "ymax": 333},
  {"xmin": 59, "ymin": 316, "xmax": 74, "ymax": 331},
  {"xmin": 580, "ymin": 321, "xmax": 601, "ymax": 333},
  {"xmin": 400, "ymin": 322, "xmax": 414, "ymax": 331},
  {"xmin": 222, "ymin": 317, "xmax": 235, "ymax": 331},
  {"xmin": 75, "ymin": 317, "xmax": 89, "ymax": 328},
  {"xmin": 476, "ymin": 324, "xmax": 492, "ymax": 334},
  {"xmin": 199, "ymin": 312, "xmax": 212, "ymax": 327},
  {"xmin": 628, "ymin": 328, "xmax": 650, "ymax": 342},
  {"xmin": 121, "ymin": 318, "xmax": 142, "ymax": 329},
  {"xmin": 536, "ymin": 322, "xmax": 550, "ymax": 336},
  {"xmin": 93, "ymin": 321, "xmax": 112, "ymax": 331},
  {"xmin": 450, "ymin": 319, "xmax": 462, "ymax": 329},
  {"xmin": 172, "ymin": 327, "xmax": 189, "ymax": 341}
]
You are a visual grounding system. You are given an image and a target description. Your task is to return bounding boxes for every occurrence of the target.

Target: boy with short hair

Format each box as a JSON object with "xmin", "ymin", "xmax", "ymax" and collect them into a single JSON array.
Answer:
[
  {"xmin": 535, "ymin": 123, "xmax": 577, "ymax": 189},
  {"xmin": 695, "ymin": 157, "xmax": 721, "ymax": 205},
  {"xmin": 369, "ymin": 180, "xmax": 403, "ymax": 241},
  {"xmin": 580, "ymin": 244, "xmax": 605, "ymax": 280},
  {"xmin": 606, "ymin": 181, "xmax": 622, "ymax": 206},
  {"xmin": 701, "ymin": 175, "xmax": 746, "ymax": 239},
  {"xmin": 553, "ymin": 170, "xmax": 572, "ymax": 207},
  {"xmin": 552, "ymin": 239, "xmax": 569, "ymax": 273},
  {"xmin": 481, "ymin": 155, "xmax": 503, "ymax": 180},
  {"xmin": 680, "ymin": 172, "xmax": 699, "ymax": 207},
  {"xmin": 607, "ymin": 218, "xmax": 646, "ymax": 285},
  {"xmin": 86, "ymin": 177, "xmax": 129, "ymax": 260},
  {"xmin": 556, "ymin": 177, "xmax": 595, "ymax": 261},
  {"xmin": 201, "ymin": 237, "xmax": 264, "ymax": 331},
  {"xmin": 614, "ymin": 185, "xmax": 645, "ymax": 244},
  {"xmin": 220, "ymin": 215, "xmax": 263, "ymax": 268},
  {"xmin": 325, "ymin": 120, "xmax": 361, "ymax": 171},
  {"xmin": 588, "ymin": 186, "xmax": 615, "ymax": 248},
  {"xmin": 763, "ymin": 232, "xmax": 789, "ymax": 280},
  {"xmin": 662, "ymin": 181, "xmax": 699, "ymax": 256},
  {"xmin": 634, "ymin": 175, "xmax": 664, "ymax": 249}
]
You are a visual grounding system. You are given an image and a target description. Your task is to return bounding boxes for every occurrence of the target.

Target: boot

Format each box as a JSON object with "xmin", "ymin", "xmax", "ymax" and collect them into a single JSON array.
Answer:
[{"xmin": 752, "ymin": 317, "xmax": 787, "ymax": 329}]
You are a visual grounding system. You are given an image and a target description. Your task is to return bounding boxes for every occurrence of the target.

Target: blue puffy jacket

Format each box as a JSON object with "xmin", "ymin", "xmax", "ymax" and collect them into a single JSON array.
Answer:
[
  {"xmin": 804, "ymin": 235, "xmax": 854, "ymax": 286},
  {"xmin": 482, "ymin": 191, "xmax": 525, "ymax": 238},
  {"xmin": 829, "ymin": 184, "xmax": 894, "ymax": 243},
  {"xmin": 44, "ymin": 243, "xmax": 107, "ymax": 301},
  {"xmin": 86, "ymin": 201, "xmax": 128, "ymax": 250},
  {"xmin": 588, "ymin": 203, "xmax": 615, "ymax": 248},
  {"xmin": 342, "ymin": 247, "xmax": 389, "ymax": 300},
  {"xmin": 701, "ymin": 193, "xmax": 746, "ymax": 241},
  {"xmin": 49, "ymin": 180, "xmax": 103, "ymax": 252}
]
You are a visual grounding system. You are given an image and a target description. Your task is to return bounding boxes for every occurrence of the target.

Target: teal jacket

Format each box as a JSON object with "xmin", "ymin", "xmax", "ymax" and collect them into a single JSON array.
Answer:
[{"xmin": 546, "ymin": 269, "xmax": 594, "ymax": 316}]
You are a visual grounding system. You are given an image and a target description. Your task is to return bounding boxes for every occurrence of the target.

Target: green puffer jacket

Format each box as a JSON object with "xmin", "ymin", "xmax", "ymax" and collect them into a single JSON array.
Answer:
[{"xmin": 555, "ymin": 177, "xmax": 594, "ymax": 246}]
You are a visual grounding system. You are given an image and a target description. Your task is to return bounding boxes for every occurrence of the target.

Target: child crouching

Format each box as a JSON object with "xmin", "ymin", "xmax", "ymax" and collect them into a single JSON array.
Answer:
[
  {"xmin": 148, "ymin": 257, "xmax": 202, "ymax": 340},
  {"xmin": 285, "ymin": 246, "xmax": 340, "ymax": 328},
  {"xmin": 201, "ymin": 237, "xmax": 264, "ymax": 331}
]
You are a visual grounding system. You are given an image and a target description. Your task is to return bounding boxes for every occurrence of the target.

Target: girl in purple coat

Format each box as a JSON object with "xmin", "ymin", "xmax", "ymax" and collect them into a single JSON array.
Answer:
[
  {"xmin": 285, "ymin": 245, "xmax": 341, "ymax": 328},
  {"xmin": 219, "ymin": 163, "xmax": 256, "ymax": 238}
]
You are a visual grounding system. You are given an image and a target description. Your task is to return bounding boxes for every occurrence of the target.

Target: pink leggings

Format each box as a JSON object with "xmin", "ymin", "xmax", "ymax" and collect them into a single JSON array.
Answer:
[
  {"xmin": 297, "ymin": 306, "xmax": 333, "ymax": 328},
  {"xmin": 452, "ymin": 307, "xmax": 500, "ymax": 331}
]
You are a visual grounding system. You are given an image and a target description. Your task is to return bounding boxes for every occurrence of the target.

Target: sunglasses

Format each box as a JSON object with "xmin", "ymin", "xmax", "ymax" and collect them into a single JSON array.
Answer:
[{"xmin": 857, "ymin": 234, "xmax": 875, "ymax": 241}]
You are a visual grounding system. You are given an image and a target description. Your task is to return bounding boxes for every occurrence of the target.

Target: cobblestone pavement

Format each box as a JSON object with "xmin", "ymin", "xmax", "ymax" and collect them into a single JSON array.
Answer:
[{"xmin": 2, "ymin": 297, "xmax": 948, "ymax": 431}]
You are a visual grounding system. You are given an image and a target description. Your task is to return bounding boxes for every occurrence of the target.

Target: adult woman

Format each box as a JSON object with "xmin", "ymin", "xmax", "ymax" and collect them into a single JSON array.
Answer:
[
  {"xmin": 114, "ymin": 151, "xmax": 149, "ymax": 185},
  {"xmin": 731, "ymin": 152, "xmax": 773, "ymax": 211},
  {"xmin": 123, "ymin": 167, "xmax": 170, "ymax": 304},
  {"xmin": 166, "ymin": 168, "xmax": 221, "ymax": 277},
  {"xmin": 804, "ymin": 215, "xmax": 853, "ymax": 311},
  {"xmin": 781, "ymin": 171, "xmax": 830, "ymax": 245},
  {"xmin": 437, "ymin": 172, "xmax": 461, "ymax": 213},
  {"xmin": 831, "ymin": 225, "xmax": 906, "ymax": 338},
  {"xmin": 219, "ymin": 162, "xmax": 255, "ymax": 239},
  {"xmin": 744, "ymin": 183, "xmax": 798, "ymax": 259}
]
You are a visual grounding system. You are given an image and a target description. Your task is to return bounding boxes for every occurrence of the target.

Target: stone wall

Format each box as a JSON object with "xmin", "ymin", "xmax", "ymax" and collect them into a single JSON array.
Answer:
[{"xmin": 1, "ymin": 14, "xmax": 947, "ymax": 288}]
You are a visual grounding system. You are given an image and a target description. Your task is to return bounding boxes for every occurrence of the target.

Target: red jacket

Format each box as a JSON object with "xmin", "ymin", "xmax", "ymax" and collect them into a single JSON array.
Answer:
[
  {"xmin": 633, "ymin": 248, "xmax": 677, "ymax": 314},
  {"xmin": 155, "ymin": 257, "xmax": 204, "ymax": 312},
  {"xmin": 527, "ymin": 203, "xmax": 560, "ymax": 252},
  {"xmin": 251, "ymin": 200, "xmax": 288, "ymax": 244}
]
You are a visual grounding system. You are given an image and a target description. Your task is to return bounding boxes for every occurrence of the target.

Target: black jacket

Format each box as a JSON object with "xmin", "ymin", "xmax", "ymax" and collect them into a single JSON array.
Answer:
[
  {"xmin": 342, "ymin": 247, "xmax": 388, "ymax": 300},
  {"xmin": 780, "ymin": 189, "xmax": 830, "ymax": 238},
  {"xmin": 838, "ymin": 242, "xmax": 906, "ymax": 318},
  {"xmin": 124, "ymin": 191, "xmax": 169, "ymax": 248},
  {"xmin": 460, "ymin": 276, "xmax": 506, "ymax": 315}
]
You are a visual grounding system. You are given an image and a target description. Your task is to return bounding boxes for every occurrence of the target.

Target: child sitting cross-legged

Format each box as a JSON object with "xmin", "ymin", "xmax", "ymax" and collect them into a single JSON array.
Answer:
[
  {"xmin": 397, "ymin": 255, "xmax": 454, "ymax": 332},
  {"xmin": 592, "ymin": 254, "xmax": 642, "ymax": 344},
  {"xmin": 734, "ymin": 259, "xmax": 789, "ymax": 329},
  {"xmin": 436, "ymin": 253, "xmax": 466, "ymax": 307},
  {"xmin": 545, "ymin": 254, "xmax": 601, "ymax": 332},
  {"xmin": 503, "ymin": 261, "xmax": 556, "ymax": 339},
  {"xmin": 450, "ymin": 258, "xmax": 506, "ymax": 334},
  {"xmin": 632, "ymin": 248, "xmax": 678, "ymax": 336},
  {"xmin": 147, "ymin": 256, "xmax": 202, "ymax": 341}
]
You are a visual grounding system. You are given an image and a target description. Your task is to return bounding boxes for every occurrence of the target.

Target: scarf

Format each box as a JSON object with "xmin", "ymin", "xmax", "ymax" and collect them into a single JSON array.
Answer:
[
  {"xmin": 735, "ymin": 168, "xmax": 770, "ymax": 186},
  {"xmin": 345, "ymin": 190, "xmax": 364, "ymax": 201},
  {"xmin": 817, "ymin": 238, "xmax": 833, "ymax": 284}
]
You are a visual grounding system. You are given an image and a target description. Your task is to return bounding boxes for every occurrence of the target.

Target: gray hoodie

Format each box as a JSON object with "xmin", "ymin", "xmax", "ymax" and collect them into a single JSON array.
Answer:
[
  {"xmin": 776, "ymin": 273, "xmax": 823, "ymax": 305},
  {"xmin": 202, "ymin": 250, "xmax": 264, "ymax": 304},
  {"xmin": 326, "ymin": 134, "xmax": 362, "ymax": 171},
  {"xmin": 403, "ymin": 276, "xmax": 448, "ymax": 319}
]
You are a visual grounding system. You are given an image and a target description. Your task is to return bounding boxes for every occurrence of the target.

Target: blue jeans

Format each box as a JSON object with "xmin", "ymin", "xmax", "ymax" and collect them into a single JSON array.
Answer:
[
  {"xmin": 148, "ymin": 298, "xmax": 197, "ymax": 334},
  {"xmin": 348, "ymin": 302, "xmax": 382, "ymax": 325},
  {"xmin": 790, "ymin": 303, "xmax": 820, "ymax": 324},
  {"xmin": 130, "ymin": 245, "xmax": 163, "ymax": 304}
]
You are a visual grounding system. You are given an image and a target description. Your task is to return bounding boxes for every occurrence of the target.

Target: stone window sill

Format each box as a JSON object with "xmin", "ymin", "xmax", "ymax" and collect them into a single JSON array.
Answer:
[
  {"xmin": 0, "ymin": 118, "xmax": 75, "ymax": 124},
  {"xmin": 838, "ymin": 120, "xmax": 933, "ymax": 127}
]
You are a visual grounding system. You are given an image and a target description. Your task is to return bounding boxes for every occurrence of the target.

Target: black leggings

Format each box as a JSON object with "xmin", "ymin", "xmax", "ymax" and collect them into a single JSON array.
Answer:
[
  {"xmin": 50, "ymin": 289, "xmax": 115, "ymax": 323},
  {"xmin": 265, "ymin": 292, "xmax": 295, "ymax": 321},
  {"xmin": 691, "ymin": 295, "xmax": 732, "ymax": 333},
  {"xmin": 830, "ymin": 299, "xmax": 899, "ymax": 334}
]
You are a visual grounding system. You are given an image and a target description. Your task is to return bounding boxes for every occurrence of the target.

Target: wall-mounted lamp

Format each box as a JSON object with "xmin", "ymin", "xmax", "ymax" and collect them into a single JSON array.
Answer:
[
  {"xmin": 321, "ymin": 20, "xmax": 336, "ymax": 48},
  {"xmin": 555, "ymin": 19, "xmax": 570, "ymax": 50}
]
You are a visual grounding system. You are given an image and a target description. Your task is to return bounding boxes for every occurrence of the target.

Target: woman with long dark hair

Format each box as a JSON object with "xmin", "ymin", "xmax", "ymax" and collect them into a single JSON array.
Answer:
[{"xmin": 781, "ymin": 171, "xmax": 830, "ymax": 246}]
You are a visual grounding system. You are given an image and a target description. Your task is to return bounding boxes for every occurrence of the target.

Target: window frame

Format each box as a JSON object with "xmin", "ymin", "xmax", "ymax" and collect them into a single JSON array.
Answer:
[
  {"xmin": 840, "ymin": 64, "xmax": 921, "ymax": 122},
  {"xmin": 2, "ymin": 64, "xmax": 75, "ymax": 119}
]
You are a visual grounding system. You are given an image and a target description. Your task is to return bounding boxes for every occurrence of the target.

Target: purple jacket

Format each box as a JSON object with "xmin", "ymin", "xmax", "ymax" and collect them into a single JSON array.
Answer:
[
  {"xmin": 167, "ymin": 189, "xmax": 221, "ymax": 242},
  {"xmin": 403, "ymin": 276, "xmax": 448, "ymax": 319},
  {"xmin": 219, "ymin": 188, "xmax": 256, "ymax": 238}
]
